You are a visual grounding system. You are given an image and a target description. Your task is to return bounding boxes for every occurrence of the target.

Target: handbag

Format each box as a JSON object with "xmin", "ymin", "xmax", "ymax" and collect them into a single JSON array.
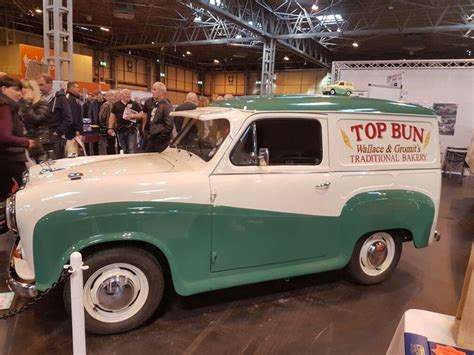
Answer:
[{"xmin": 64, "ymin": 139, "xmax": 79, "ymax": 157}]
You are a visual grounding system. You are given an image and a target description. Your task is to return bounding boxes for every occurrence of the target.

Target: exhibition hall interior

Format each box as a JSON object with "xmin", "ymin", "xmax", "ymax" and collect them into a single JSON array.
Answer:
[{"xmin": 0, "ymin": 0, "xmax": 473, "ymax": 354}]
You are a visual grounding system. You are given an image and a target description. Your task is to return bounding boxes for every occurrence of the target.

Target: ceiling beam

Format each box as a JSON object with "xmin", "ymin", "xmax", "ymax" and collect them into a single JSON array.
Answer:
[
  {"xmin": 108, "ymin": 36, "xmax": 264, "ymax": 50},
  {"xmin": 274, "ymin": 23, "xmax": 474, "ymax": 39},
  {"xmin": 193, "ymin": 0, "xmax": 331, "ymax": 67}
]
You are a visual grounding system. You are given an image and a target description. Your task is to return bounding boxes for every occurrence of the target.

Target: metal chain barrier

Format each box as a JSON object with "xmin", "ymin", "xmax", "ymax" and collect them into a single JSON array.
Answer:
[{"xmin": 0, "ymin": 268, "xmax": 71, "ymax": 320}]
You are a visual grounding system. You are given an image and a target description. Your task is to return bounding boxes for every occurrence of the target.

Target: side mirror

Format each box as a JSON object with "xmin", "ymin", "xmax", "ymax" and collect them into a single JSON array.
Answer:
[{"xmin": 258, "ymin": 148, "xmax": 269, "ymax": 166}]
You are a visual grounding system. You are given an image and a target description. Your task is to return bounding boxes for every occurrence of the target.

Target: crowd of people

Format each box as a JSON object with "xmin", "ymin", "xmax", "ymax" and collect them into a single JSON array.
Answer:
[{"xmin": 0, "ymin": 71, "xmax": 234, "ymax": 232}]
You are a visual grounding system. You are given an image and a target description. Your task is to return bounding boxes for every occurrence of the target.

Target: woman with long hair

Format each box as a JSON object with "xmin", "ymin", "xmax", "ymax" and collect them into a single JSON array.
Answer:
[
  {"xmin": 20, "ymin": 79, "xmax": 50, "ymax": 162},
  {"xmin": 0, "ymin": 76, "xmax": 34, "ymax": 233}
]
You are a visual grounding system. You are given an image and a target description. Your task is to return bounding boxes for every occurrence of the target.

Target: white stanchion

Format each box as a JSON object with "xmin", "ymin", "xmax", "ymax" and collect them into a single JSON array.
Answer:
[{"xmin": 67, "ymin": 252, "xmax": 88, "ymax": 355}]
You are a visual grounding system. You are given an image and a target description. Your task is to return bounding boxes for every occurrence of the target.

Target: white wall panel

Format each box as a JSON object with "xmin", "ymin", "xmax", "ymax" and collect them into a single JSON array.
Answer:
[{"xmin": 339, "ymin": 68, "xmax": 474, "ymax": 154}]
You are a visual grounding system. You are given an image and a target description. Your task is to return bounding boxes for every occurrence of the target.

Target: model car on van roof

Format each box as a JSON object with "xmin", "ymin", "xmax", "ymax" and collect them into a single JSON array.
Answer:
[
  {"xmin": 5, "ymin": 95, "xmax": 441, "ymax": 334},
  {"xmin": 322, "ymin": 80, "xmax": 354, "ymax": 96}
]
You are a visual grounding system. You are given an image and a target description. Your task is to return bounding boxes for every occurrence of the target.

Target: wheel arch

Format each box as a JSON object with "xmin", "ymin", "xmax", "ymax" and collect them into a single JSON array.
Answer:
[
  {"xmin": 77, "ymin": 239, "xmax": 175, "ymax": 293},
  {"xmin": 337, "ymin": 189, "xmax": 435, "ymax": 265},
  {"xmin": 34, "ymin": 231, "xmax": 180, "ymax": 293}
]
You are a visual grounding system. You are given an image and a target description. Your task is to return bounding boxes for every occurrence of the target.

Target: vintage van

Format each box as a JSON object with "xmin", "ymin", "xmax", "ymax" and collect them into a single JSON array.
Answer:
[
  {"xmin": 5, "ymin": 95, "xmax": 441, "ymax": 334},
  {"xmin": 321, "ymin": 80, "xmax": 354, "ymax": 96}
]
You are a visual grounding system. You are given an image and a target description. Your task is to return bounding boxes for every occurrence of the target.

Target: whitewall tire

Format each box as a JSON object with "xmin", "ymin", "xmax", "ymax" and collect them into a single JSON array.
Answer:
[
  {"xmin": 347, "ymin": 232, "xmax": 402, "ymax": 285},
  {"xmin": 64, "ymin": 247, "xmax": 164, "ymax": 334}
]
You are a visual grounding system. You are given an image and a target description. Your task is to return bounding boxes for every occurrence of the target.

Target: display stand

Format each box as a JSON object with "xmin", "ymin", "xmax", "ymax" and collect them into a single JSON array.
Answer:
[
  {"xmin": 387, "ymin": 243, "xmax": 474, "ymax": 354},
  {"xmin": 66, "ymin": 252, "xmax": 88, "ymax": 355}
]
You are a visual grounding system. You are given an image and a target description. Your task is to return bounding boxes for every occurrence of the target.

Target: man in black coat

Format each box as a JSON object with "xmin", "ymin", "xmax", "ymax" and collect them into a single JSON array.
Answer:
[
  {"xmin": 135, "ymin": 82, "xmax": 174, "ymax": 153},
  {"xmin": 174, "ymin": 92, "xmax": 198, "ymax": 134},
  {"xmin": 66, "ymin": 81, "xmax": 83, "ymax": 139},
  {"xmin": 37, "ymin": 74, "xmax": 72, "ymax": 159}
]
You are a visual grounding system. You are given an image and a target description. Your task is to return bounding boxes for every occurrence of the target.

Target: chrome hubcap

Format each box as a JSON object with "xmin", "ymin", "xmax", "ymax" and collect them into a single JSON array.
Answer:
[
  {"xmin": 367, "ymin": 241, "xmax": 388, "ymax": 268},
  {"xmin": 84, "ymin": 263, "xmax": 149, "ymax": 323},
  {"xmin": 97, "ymin": 275, "xmax": 136, "ymax": 312},
  {"xmin": 359, "ymin": 232, "xmax": 395, "ymax": 277}
]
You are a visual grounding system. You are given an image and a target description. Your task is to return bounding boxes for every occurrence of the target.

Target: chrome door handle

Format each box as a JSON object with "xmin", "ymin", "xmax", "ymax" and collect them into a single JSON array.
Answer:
[{"xmin": 315, "ymin": 181, "xmax": 331, "ymax": 189}]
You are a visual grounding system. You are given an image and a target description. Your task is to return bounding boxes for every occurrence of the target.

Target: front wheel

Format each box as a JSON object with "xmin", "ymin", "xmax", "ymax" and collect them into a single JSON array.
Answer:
[
  {"xmin": 330, "ymin": 89, "xmax": 336, "ymax": 95},
  {"xmin": 347, "ymin": 232, "xmax": 402, "ymax": 285},
  {"xmin": 64, "ymin": 247, "xmax": 164, "ymax": 334}
]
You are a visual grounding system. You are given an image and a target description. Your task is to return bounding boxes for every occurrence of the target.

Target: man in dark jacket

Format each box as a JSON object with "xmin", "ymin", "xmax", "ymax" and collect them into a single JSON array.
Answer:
[
  {"xmin": 135, "ymin": 82, "xmax": 173, "ymax": 153},
  {"xmin": 66, "ymin": 81, "xmax": 83, "ymax": 139},
  {"xmin": 37, "ymin": 74, "xmax": 72, "ymax": 159},
  {"xmin": 174, "ymin": 92, "xmax": 198, "ymax": 134}
]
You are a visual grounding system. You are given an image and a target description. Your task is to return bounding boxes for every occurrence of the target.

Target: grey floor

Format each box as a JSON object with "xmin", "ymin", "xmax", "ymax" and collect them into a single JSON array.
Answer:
[{"xmin": 0, "ymin": 176, "xmax": 473, "ymax": 355}]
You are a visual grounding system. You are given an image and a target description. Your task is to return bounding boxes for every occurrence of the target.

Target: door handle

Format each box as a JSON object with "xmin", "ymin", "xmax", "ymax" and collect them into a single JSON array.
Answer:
[{"xmin": 315, "ymin": 181, "xmax": 331, "ymax": 189}]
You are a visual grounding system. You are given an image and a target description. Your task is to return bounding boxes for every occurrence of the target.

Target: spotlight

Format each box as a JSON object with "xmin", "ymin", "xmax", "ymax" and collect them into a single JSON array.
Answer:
[
  {"xmin": 213, "ymin": 59, "xmax": 220, "ymax": 64},
  {"xmin": 186, "ymin": 50, "xmax": 192, "ymax": 55},
  {"xmin": 352, "ymin": 42, "xmax": 359, "ymax": 47},
  {"xmin": 100, "ymin": 27, "xmax": 110, "ymax": 32},
  {"xmin": 311, "ymin": 3, "xmax": 319, "ymax": 11},
  {"xmin": 35, "ymin": 8, "xmax": 42, "ymax": 14},
  {"xmin": 283, "ymin": 56, "xmax": 290, "ymax": 61}
]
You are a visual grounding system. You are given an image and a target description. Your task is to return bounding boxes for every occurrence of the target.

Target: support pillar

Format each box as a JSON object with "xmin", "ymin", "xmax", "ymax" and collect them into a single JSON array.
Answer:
[
  {"xmin": 43, "ymin": 0, "xmax": 74, "ymax": 81},
  {"xmin": 260, "ymin": 38, "xmax": 276, "ymax": 95}
]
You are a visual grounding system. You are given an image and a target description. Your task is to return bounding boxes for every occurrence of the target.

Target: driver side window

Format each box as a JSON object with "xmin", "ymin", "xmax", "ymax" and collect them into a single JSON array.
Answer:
[{"xmin": 230, "ymin": 118, "xmax": 323, "ymax": 166}]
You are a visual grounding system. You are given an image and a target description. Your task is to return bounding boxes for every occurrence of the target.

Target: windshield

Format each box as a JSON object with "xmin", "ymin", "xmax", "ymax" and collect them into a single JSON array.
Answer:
[{"xmin": 172, "ymin": 118, "xmax": 230, "ymax": 161}]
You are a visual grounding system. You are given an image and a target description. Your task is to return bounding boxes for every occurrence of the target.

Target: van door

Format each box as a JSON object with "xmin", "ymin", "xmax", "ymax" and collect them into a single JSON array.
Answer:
[{"xmin": 209, "ymin": 113, "xmax": 337, "ymax": 272}]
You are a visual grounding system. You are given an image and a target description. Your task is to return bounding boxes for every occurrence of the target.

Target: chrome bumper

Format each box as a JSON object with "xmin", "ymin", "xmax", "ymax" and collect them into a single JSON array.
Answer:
[
  {"xmin": 7, "ymin": 237, "xmax": 38, "ymax": 298},
  {"xmin": 7, "ymin": 276, "xmax": 37, "ymax": 298}
]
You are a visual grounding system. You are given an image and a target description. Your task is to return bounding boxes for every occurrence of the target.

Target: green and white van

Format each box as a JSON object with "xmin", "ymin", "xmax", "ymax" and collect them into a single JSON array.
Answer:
[
  {"xmin": 322, "ymin": 80, "xmax": 354, "ymax": 96},
  {"xmin": 6, "ymin": 95, "xmax": 441, "ymax": 334}
]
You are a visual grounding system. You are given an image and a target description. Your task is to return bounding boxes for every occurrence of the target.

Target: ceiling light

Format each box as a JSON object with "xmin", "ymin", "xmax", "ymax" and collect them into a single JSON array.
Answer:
[
  {"xmin": 311, "ymin": 3, "xmax": 319, "ymax": 11},
  {"xmin": 151, "ymin": 41, "xmax": 155, "ymax": 45},
  {"xmin": 182, "ymin": 54, "xmax": 185, "ymax": 57},
  {"xmin": 283, "ymin": 56, "xmax": 290, "ymax": 61},
  {"xmin": 194, "ymin": 16, "xmax": 202, "ymax": 23},
  {"xmin": 35, "ymin": 8, "xmax": 42, "ymax": 14},
  {"xmin": 235, "ymin": 34, "xmax": 242, "ymax": 39},
  {"xmin": 186, "ymin": 50, "xmax": 191, "ymax": 55},
  {"xmin": 248, "ymin": 21, "xmax": 253, "ymax": 26},
  {"xmin": 337, "ymin": 27, "xmax": 341, "ymax": 32},
  {"xmin": 197, "ymin": 80, "xmax": 203, "ymax": 85},
  {"xmin": 160, "ymin": 72, "xmax": 166, "ymax": 78},
  {"xmin": 100, "ymin": 27, "xmax": 110, "ymax": 32},
  {"xmin": 388, "ymin": 6, "xmax": 394, "ymax": 10},
  {"xmin": 352, "ymin": 42, "xmax": 359, "ymax": 47},
  {"xmin": 213, "ymin": 59, "xmax": 220, "ymax": 64},
  {"xmin": 156, "ymin": 59, "xmax": 160, "ymax": 62}
]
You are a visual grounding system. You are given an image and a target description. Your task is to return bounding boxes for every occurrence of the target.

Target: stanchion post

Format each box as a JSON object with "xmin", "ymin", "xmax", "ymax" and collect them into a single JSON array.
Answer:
[{"xmin": 68, "ymin": 252, "xmax": 88, "ymax": 355}]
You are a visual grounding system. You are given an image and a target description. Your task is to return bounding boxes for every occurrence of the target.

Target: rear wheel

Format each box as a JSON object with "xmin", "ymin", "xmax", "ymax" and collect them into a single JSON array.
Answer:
[
  {"xmin": 346, "ymin": 90, "xmax": 352, "ymax": 96},
  {"xmin": 330, "ymin": 89, "xmax": 336, "ymax": 95},
  {"xmin": 64, "ymin": 247, "xmax": 164, "ymax": 334},
  {"xmin": 347, "ymin": 231, "xmax": 402, "ymax": 285}
]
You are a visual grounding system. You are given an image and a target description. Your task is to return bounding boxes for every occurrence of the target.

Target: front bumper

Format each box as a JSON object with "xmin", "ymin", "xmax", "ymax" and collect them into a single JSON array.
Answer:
[
  {"xmin": 7, "ymin": 239, "xmax": 37, "ymax": 298},
  {"xmin": 7, "ymin": 277, "xmax": 37, "ymax": 298}
]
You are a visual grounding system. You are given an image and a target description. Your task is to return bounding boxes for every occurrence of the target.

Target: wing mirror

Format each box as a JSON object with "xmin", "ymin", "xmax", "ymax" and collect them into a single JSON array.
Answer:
[{"xmin": 258, "ymin": 148, "xmax": 269, "ymax": 166}]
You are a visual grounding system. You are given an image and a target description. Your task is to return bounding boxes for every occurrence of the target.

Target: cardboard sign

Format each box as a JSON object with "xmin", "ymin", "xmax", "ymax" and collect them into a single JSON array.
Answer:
[{"xmin": 0, "ymin": 292, "xmax": 14, "ymax": 310}]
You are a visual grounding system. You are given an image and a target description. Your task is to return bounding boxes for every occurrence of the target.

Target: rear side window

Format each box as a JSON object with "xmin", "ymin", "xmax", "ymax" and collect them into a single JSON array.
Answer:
[{"xmin": 231, "ymin": 118, "xmax": 323, "ymax": 166}]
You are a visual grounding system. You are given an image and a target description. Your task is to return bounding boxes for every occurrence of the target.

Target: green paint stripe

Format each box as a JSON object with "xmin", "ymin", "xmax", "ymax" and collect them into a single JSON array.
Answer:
[{"xmin": 32, "ymin": 189, "xmax": 434, "ymax": 295}]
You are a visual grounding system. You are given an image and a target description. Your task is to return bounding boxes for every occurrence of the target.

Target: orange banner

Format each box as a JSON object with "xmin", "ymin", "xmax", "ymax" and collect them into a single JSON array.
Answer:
[{"xmin": 19, "ymin": 44, "xmax": 55, "ymax": 79}]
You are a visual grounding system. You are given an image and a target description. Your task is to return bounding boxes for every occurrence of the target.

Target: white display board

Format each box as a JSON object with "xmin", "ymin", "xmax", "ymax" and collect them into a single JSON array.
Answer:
[
  {"xmin": 368, "ymin": 84, "xmax": 402, "ymax": 101},
  {"xmin": 335, "ymin": 62, "xmax": 474, "ymax": 155}
]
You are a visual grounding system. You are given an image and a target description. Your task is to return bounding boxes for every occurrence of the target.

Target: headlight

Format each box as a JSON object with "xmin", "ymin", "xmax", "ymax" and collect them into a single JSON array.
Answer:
[{"xmin": 6, "ymin": 194, "xmax": 17, "ymax": 232}]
